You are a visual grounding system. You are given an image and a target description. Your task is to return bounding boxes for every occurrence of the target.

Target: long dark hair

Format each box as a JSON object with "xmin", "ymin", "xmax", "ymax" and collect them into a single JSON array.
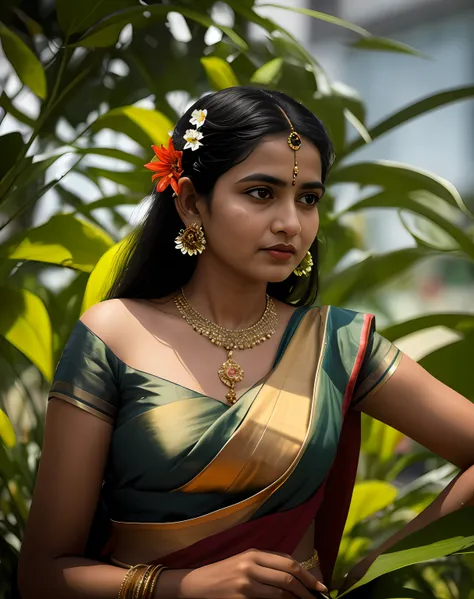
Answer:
[{"xmin": 106, "ymin": 86, "xmax": 334, "ymax": 306}]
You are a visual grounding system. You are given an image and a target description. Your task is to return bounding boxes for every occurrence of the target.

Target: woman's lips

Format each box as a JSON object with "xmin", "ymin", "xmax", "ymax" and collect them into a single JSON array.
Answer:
[{"xmin": 264, "ymin": 249, "xmax": 294, "ymax": 260}]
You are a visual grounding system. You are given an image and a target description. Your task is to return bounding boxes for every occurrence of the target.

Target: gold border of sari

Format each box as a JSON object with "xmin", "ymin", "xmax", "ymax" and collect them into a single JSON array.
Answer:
[
  {"xmin": 110, "ymin": 306, "xmax": 330, "ymax": 565},
  {"xmin": 352, "ymin": 346, "xmax": 402, "ymax": 404}
]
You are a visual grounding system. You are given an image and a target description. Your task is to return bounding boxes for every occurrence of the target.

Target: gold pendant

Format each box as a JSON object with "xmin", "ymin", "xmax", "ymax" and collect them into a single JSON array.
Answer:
[{"xmin": 217, "ymin": 351, "xmax": 244, "ymax": 405}]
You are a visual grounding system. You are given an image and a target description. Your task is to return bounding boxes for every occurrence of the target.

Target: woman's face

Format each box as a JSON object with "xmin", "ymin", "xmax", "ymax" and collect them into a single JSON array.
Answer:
[{"xmin": 196, "ymin": 133, "xmax": 324, "ymax": 283}]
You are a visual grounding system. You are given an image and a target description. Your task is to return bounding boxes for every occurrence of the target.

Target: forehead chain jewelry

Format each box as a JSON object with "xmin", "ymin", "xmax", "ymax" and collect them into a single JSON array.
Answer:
[{"xmin": 277, "ymin": 106, "xmax": 302, "ymax": 186}]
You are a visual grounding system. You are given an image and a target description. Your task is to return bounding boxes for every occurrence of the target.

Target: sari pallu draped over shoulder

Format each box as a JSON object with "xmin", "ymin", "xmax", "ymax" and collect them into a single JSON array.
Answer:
[{"xmin": 102, "ymin": 306, "xmax": 376, "ymax": 585}]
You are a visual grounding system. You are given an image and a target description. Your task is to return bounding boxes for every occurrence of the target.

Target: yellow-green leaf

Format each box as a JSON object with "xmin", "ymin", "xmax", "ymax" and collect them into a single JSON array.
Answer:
[
  {"xmin": 344, "ymin": 481, "xmax": 398, "ymax": 535},
  {"xmin": 362, "ymin": 414, "xmax": 404, "ymax": 464},
  {"xmin": 91, "ymin": 106, "xmax": 173, "ymax": 149},
  {"xmin": 201, "ymin": 57, "xmax": 239, "ymax": 90},
  {"xmin": 250, "ymin": 58, "xmax": 284, "ymax": 86},
  {"xmin": 0, "ymin": 23, "xmax": 47, "ymax": 99},
  {"xmin": 0, "ymin": 409, "xmax": 16, "ymax": 449},
  {"xmin": 7, "ymin": 214, "xmax": 114, "ymax": 273},
  {"xmin": 81, "ymin": 236, "xmax": 132, "ymax": 312},
  {"xmin": 0, "ymin": 287, "xmax": 53, "ymax": 381}
]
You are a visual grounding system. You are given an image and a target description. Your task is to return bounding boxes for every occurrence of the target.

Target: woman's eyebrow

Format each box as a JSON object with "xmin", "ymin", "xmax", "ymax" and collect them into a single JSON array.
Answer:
[{"xmin": 237, "ymin": 173, "xmax": 324, "ymax": 191}]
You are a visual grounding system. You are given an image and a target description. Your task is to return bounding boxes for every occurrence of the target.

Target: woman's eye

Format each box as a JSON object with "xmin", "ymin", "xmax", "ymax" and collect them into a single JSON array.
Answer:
[
  {"xmin": 298, "ymin": 193, "xmax": 320, "ymax": 206},
  {"xmin": 247, "ymin": 187, "xmax": 272, "ymax": 200}
]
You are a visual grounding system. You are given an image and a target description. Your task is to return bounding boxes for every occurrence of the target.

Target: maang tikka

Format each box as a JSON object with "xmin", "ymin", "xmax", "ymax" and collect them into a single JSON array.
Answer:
[{"xmin": 277, "ymin": 106, "xmax": 302, "ymax": 185}]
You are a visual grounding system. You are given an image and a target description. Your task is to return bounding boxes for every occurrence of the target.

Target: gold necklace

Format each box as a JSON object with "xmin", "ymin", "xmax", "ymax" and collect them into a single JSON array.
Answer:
[{"xmin": 174, "ymin": 289, "xmax": 279, "ymax": 404}]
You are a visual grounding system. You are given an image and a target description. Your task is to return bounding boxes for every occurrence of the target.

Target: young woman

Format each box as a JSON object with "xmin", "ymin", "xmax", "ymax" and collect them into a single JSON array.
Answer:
[{"xmin": 18, "ymin": 87, "xmax": 474, "ymax": 599}]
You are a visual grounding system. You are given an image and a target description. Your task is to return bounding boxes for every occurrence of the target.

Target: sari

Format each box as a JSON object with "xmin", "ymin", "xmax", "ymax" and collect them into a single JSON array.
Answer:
[{"xmin": 48, "ymin": 304, "xmax": 402, "ymax": 586}]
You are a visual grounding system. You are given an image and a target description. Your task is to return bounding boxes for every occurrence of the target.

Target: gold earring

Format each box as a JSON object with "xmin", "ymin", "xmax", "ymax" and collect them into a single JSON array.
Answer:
[
  {"xmin": 293, "ymin": 251, "xmax": 313, "ymax": 277},
  {"xmin": 175, "ymin": 222, "xmax": 206, "ymax": 256}
]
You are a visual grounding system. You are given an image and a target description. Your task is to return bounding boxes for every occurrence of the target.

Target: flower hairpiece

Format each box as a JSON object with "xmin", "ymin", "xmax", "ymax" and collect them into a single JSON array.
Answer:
[
  {"xmin": 144, "ymin": 138, "xmax": 183, "ymax": 194},
  {"xmin": 144, "ymin": 108, "xmax": 207, "ymax": 191}
]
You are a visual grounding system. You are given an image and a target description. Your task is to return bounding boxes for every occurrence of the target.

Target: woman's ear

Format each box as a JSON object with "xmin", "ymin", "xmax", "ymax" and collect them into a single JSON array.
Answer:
[{"xmin": 174, "ymin": 177, "xmax": 201, "ymax": 226}]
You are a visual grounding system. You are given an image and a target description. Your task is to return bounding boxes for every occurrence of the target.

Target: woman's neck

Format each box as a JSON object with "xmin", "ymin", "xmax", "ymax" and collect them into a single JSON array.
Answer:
[{"xmin": 182, "ymin": 259, "xmax": 270, "ymax": 330}]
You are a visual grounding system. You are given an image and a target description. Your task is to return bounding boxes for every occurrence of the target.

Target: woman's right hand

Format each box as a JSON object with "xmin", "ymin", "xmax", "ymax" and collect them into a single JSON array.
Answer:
[{"xmin": 171, "ymin": 548, "xmax": 329, "ymax": 598}]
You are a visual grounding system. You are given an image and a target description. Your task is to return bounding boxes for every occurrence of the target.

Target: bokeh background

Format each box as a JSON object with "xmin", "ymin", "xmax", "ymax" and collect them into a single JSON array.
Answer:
[{"xmin": 1, "ymin": 1, "xmax": 474, "ymax": 597}]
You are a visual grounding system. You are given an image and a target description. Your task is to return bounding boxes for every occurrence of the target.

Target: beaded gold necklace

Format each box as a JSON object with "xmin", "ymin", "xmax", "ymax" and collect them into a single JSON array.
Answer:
[{"xmin": 174, "ymin": 290, "xmax": 279, "ymax": 404}]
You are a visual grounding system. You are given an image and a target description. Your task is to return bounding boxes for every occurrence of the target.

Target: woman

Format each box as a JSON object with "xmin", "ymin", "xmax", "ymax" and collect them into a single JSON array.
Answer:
[{"xmin": 18, "ymin": 87, "xmax": 474, "ymax": 599}]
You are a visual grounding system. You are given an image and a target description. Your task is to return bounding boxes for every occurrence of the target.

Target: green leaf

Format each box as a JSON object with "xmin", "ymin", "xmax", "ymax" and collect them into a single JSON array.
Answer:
[
  {"xmin": 380, "ymin": 313, "xmax": 474, "ymax": 342},
  {"xmin": 321, "ymin": 248, "xmax": 436, "ymax": 305},
  {"xmin": 201, "ymin": 56, "xmax": 239, "ymax": 90},
  {"xmin": 0, "ymin": 409, "xmax": 16, "ymax": 449},
  {"xmin": 0, "ymin": 132, "xmax": 24, "ymax": 181},
  {"xmin": 0, "ymin": 92, "xmax": 36, "ymax": 128},
  {"xmin": 91, "ymin": 105, "xmax": 173, "ymax": 149},
  {"xmin": 341, "ymin": 192, "xmax": 474, "ymax": 260},
  {"xmin": 419, "ymin": 335, "xmax": 474, "ymax": 401},
  {"xmin": 330, "ymin": 160, "xmax": 469, "ymax": 215},
  {"xmin": 340, "ymin": 507, "xmax": 474, "ymax": 595},
  {"xmin": 75, "ymin": 6, "xmax": 248, "ymax": 51},
  {"xmin": 250, "ymin": 58, "xmax": 284, "ymax": 85},
  {"xmin": 82, "ymin": 236, "xmax": 132, "ymax": 311},
  {"xmin": 55, "ymin": 0, "xmax": 137, "ymax": 36},
  {"xmin": 351, "ymin": 36, "xmax": 426, "ymax": 57},
  {"xmin": 345, "ymin": 85, "xmax": 474, "ymax": 156},
  {"xmin": 81, "ymin": 192, "xmax": 143, "ymax": 213},
  {"xmin": 0, "ymin": 287, "xmax": 53, "ymax": 381},
  {"xmin": 361, "ymin": 414, "xmax": 404, "ymax": 465},
  {"xmin": 82, "ymin": 166, "xmax": 150, "ymax": 195},
  {"xmin": 344, "ymin": 481, "xmax": 397, "ymax": 535},
  {"xmin": 0, "ymin": 23, "xmax": 47, "ymax": 99},
  {"xmin": 74, "ymin": 146, "xmax": 145, "ymax": 168},
  {"xmin": 6, "ymin": 214, "xmax": 114, "ymax": 272}
]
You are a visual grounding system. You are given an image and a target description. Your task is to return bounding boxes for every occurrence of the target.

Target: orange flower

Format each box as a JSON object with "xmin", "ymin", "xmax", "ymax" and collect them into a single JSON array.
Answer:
[{"xmin": 144, "ymin": 138, "xmax": 183, "ymax": 194}]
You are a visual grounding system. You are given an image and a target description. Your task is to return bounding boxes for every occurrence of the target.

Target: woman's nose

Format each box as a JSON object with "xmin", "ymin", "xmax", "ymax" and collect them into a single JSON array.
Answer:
[{"xmin": 271, "ymin": 201, "xmax": 302, "ymax": 237}]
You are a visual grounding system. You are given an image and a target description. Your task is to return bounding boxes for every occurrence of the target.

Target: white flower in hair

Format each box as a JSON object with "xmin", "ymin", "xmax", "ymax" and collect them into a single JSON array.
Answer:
[
  {"xmin": 189, "ymin": 109, "xmax": 207, "ymax": 128},
  {"xmin": 183, "ymin": 128, "xmax": 204, "ymax": 151}
]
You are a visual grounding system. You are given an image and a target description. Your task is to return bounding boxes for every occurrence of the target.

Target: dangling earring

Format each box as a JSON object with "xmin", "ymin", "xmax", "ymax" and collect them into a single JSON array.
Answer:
[
  {"xmin": 293, "ymin": 251, "xmax": 313, "ymax": 277},
  {"xmin": 175, "ymin": 223, "xmax": 206, "ymax": 256}
]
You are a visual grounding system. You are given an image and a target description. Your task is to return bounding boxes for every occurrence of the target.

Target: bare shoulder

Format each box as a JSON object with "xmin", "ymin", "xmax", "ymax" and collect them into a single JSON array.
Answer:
[{"xmin": 80, "ymin": 298, "xmax": 128, "ymax": 334}]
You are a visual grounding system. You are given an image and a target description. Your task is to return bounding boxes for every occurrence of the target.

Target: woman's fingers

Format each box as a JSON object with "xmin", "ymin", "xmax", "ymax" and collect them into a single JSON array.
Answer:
[{"xmin": 252, "ymin": 565, "xmax": 324, "ymax": 598}]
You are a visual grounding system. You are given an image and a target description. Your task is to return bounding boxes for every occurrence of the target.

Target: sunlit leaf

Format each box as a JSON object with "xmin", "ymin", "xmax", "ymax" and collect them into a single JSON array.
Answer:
[
  {"xmin": 344, "ymin": 481, "xmax": 397, "ymax": 535},
  {"xmin": 0, "ymin": 287, "xmax": 53, "ymax": 380},
  {"xmin": 0, "ymin": 409, "xmax": 16, "ymax": 449},
  {"xmin": 6, "ymin": 214, "xmax": 114, "ymax": 272},
  {"xmin": 201, "ymin": 56, "xmax": 239, "ymax": 90},
  {"xmin": 0, "ymin": 23, "xmax": 47, "ymax": 99},
  {"xmin": 81, "ymin": 236, "xmax": 132, "ymax": 311},
  {"xmin": 75, "ymin": 146, "xmax": 145, "ymax": 168},
  {"xmin": 250, "ymin": 58, "xmax": 283, "ymax": 85},
  {"xmin": 361, "ymin": 414, "xmax": 404, "ymax": 465},
  {"xmin": 90, "ymin": 106, "xmax": 173, "ymax": 149}
]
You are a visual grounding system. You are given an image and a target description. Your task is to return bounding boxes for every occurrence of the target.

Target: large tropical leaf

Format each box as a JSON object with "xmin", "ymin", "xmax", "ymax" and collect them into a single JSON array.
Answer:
[
  {"xmin": 344, "ymin": 481, "xmax": 398, "ymax": 536},
  {"xmin": 419, "ymin": 335, "xmax": 474, "ymax": 401},
  {"xmin": 75, "ymin": 6, "xmax": 248, "ymax": 51},
  {"xmin": 361, "ymin": 414, "xmax": 404, "ymax": 467},
  {"xmin": 0, "ymin": 22, "xmax": 47, "ymax": 99},
  {"xmin": 0, "ymin": 409, "xmax": 16, "ymax": 449},
  {"xmin": 55, "ymin": 0, "xmax": 137, "ymax": 36},
  {"xmin": 5, "ymin": 214, "xmax": 114, "ymax": 272},
  {"xmin": 345, "ymin": 85, "xmax": 474, "ymax": 156},
  {"xmin": 0, "ymin": 287, "xmax": 53, "ymax": 381},
  {"xmin": 340, "ymin": 507, "xmax": 474, "ymax": 595},
  {"xmin": 330, "ymin": 161, "xmax": 468, "ymax": 215},
  {"xmin": 81, "ymin": 236, "xmax": 132, "ymax": 312},
  {"xmin": 90, "ymin": 106, "xmax": 173, "ymax": 149},
  {"xmin": 380, "ymin": 313, "xmax": 474, "ymax": 342},
  {"xmin": 201, "ymin": 56, "xmax": 239, "ymax": 90}
]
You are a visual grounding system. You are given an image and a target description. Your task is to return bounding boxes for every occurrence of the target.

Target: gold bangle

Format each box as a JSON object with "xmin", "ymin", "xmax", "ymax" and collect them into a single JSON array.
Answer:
[
  {"xmin": 118, "ymin": 565, "xmax": 145, "ymax": 599},
  {"xmin": 123, "ymin": 565, "xmax": 148, "ymax": 599},
  {"xmin": 141, "ymin": 564, "xmax": 162, "ymax": 599},
  {"xmin": 300, "ymin": 549, "xmax": 320, "ymax": 571},
  {"xmin": 146, "ymin": 565, "xmax": 168, "ymax": 599}
]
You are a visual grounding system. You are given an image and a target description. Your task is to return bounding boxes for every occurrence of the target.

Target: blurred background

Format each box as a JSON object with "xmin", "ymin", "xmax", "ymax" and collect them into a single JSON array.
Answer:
[{"xmin": 1, "ymin": 0, "xmax": 474, "ymax": 597}]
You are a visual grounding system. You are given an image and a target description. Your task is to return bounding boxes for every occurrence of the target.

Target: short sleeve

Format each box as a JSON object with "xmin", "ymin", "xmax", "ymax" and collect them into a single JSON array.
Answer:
[
  {"xmin": 48, "ymin": 321, "xmax": 120, "ymax": 425},
  {"xmin": 352, "ymin": 320, "xmax": 403, "ymax": 406}
]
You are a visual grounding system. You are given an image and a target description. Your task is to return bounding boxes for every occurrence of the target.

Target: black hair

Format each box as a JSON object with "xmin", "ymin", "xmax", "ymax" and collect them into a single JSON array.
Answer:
[{"xmin": 105, "ymin": 86, "xmax": 334, "ymax": 306}]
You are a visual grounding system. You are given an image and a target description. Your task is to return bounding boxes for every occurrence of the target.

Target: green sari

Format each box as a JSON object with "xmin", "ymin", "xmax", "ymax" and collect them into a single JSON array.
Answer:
[{"xmin": 48, "ymin": 304, "xmax": 401, "ymax": 582}]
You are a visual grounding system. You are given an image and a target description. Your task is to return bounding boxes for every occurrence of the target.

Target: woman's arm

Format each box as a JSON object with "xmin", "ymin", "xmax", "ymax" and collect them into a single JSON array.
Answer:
[
  {"xmin": 18, "ymin": 398, "xmax": 135, "ymax": 599},
  {"xmin": 344, "ymin": 352, "xmax": 474, "ymax": 582}
]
